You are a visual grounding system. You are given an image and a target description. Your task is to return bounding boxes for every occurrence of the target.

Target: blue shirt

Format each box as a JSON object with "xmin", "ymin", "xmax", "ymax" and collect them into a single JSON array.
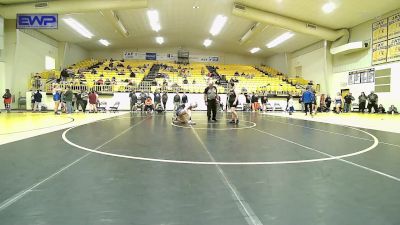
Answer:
[
  {"xmin": 302, "ymin": 90, "xmax": 314, "ymax": 104},
  {"xmin": 53, "ymin": 92, "xmax": 61, "ymax": 101}
]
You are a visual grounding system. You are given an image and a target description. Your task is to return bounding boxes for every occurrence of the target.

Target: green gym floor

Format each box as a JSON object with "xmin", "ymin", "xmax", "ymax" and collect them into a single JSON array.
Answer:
[{"xmin": 0, "ymin": 112, "xmax": 399, "ymax": 225}]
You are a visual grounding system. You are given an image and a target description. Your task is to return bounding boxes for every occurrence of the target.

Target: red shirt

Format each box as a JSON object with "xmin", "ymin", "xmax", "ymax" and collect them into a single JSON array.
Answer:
[{"xmin": 88, "ymin": 93, "xmax": 97, "ymax": 104}]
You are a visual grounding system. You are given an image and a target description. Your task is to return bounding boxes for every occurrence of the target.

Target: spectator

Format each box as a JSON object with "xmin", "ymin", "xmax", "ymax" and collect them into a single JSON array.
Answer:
[
  {"xmin": 344, "ymin": 93, "xmax": 355, "ymax": 113},
  {"xmin": 144, "ymin": 96, "xmax": 154, "ymax": 112},
  {"xmin": 204, "ymin": 82, "xmax": 218, "ymax": 122},
  {"xmin": 325, "ymin": 95, "xmax": 332, "ymax": 111},
  {"xmin": 244, "ymin": 93, "xmax": 251, "ymax": 111},
  {"xmin": 302, "ymin": 87, "xmax": 314, "ymax": 116},
  {"xmin": 387, "ymin": 105, "xmax": 398, "ymax": 114},
  {"xmin": 130, "ymin": 71, "xmax": 136, "ymax": 78},
  {"xmin": 33, "ymin": 90, "xmax": 42, "ymax": 112},
  {"xmin": 2, "ymin": 89, "xmax": 12, "ymax": 113},
  {"xmin": 358, "ymin": 92, "xmax": 367, "ymax": 113},
  {"xmin": 173, "ymin": 91, "xmax": 181, "ymax": 111},
  {"xmin": 378, "ymin": 104, "xmax": 386, "ymax": 114},
  {"xmin": 129, "ymin": 90, "xmax": 137, "ymax": 112},
  {"xmin": 77, "ymin": 90, "xmax": 88, "ymax": 113},
  {"xmin": 88, "ymin": 91, "xmax": 98, "ymax": 113},
  {"xmin": 261, "ymin": 95, "xmax": 268, "ymax": 111},
  {"xmin": 319, "ymin": 94, "xmax": 326, "ymax": 111},
  {"xmin": 162, "ymin": 92, "xmax": 168, "ymax": 111},
  {"xmin": 64, "ymin": 87, "xmax": 74, "ymax": 114},
  {"xmin": 33, "ymin": 76, "xmax": 42, "ymax": 90},
  {"xmin": 334, "ymin": 92, "xmax": 343, "ymax": 114},
  {"xmin": 367, "ymin": 91, "xmax": 378, "ymax": 113},
  {"xmin": 251, "ymin": 92, "xmax": 259, "ymax": 111},
  {"xmin": 288, "ymin": 95, "xmax": 294, "ymax": 115},
  {"xmin": 53, "ymin": 88, "xmax": 61, "ymax": 115},
  {"xmin": 182, "ymin": 92, "xmax": 188, "ymax": 104},
  {"xmin": 154, "ymin": 89, "xmax": 161, "ymax": 106}
]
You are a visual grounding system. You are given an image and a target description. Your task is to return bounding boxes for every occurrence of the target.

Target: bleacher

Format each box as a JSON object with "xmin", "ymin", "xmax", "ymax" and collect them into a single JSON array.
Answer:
[{"xmin": 30, "ymin": 59, "xmax": 312, "ymax": 96}]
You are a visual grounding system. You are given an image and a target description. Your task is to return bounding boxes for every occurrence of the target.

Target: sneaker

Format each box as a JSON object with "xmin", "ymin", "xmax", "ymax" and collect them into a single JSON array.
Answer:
[
  {"xmin": 229, "ymin": 120, "xmax": 235, "ymax": 124},
  {"xmin": 212, "ymin": 119, "xmax": 218, "ymax": 122},
  {"xmin": 235, "ymin": 119, "xmax": 239, "ymax": 124},
  {"xmin": 188, "ymin": 121, "xmax": 196, "ymax": 125}
]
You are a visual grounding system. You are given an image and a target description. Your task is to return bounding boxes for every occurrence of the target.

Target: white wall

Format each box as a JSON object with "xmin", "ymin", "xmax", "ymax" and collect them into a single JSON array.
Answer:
[
  {"xmin": 12, "ymin": 30, "xmax": 58, "ymax": 94},
  {"xmin": 90, "ymin": 47, "xmax": 263, "ymax": 65},
  {"xmin": 264, "ymin": 53, "xmax": 289, "ymax": 74},
  {"xmin": 289, "ymin": 42, "xmax": 329, "ymax": 92},
  {"xmin": 328, "ymin": 8, "xmax": 400, "ymax": 108},
  {"xmin": 63, "ymin": 43, "xmax": 89, "ymax": 68}
]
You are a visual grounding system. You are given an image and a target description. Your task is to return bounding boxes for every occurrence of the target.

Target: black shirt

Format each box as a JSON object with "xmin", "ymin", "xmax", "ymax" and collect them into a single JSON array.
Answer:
[
  {"xmin": 129, "ymin": 93, "xmax": 137, "ymax": 103},
  {"xmin": 154, "ymin": 93, "xmax": 161, "ymax": 103},
  {"xmin": 182, "ymin": 94, "xmax": 188, "ymax": 103}
]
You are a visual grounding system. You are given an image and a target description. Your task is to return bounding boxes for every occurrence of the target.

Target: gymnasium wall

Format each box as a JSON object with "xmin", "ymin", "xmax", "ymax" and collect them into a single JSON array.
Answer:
[
  {"xmin": 264, "ymin": 53, "xmax": 289, "ymax": 74},
  {"xmin": 329, "ymin": 8, "xmax": 400, "ymax": 107},
  {"xmin": 62, "ymin": 43, "xmax": 89, "ymax": 68},
  {"xmin": 288, "ymin": 41, "xmax": 329, "ymax": 93},
  {"xmin": 89, "ymin": 47, "xmax": 264, "ymax": 65}
]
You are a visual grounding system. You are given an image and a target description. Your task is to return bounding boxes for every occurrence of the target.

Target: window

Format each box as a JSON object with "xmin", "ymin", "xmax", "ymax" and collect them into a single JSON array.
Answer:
[{"xmin": 45, "ymin": 56, "xmax": 55, "ymax": 70}]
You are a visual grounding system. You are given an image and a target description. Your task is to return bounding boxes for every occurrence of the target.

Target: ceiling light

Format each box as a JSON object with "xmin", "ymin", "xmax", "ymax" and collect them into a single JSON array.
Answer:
[
  {"xmin": 147, "ymin": 10, "xmax": 161, "ymax": 32},
  {"xmin": 156, "ymin": 36, "xmax": 164, "ymax": 44},
  {"xmin": 322, "ymin": 2, "xmax": 336, "ymax": 14},
  {"xmin": 193, "ymin": 6, "xmax": 200, "ymax": 9},
  {"xmin": 99, "ymin": 39, "xmax": 110, "ymax": 46},
  {"xmin": 250, "ymin": 47, "xmax": 261, "ymax": 54},
  {"xmin": 203, "ymin": 39, "xmax": 212, "ymax": 47},
  {"xmin": 63, "ymin": 18, "xmax": 93, "ymax": 39},
  {"xmin": 209, "ymin": 15, "xmax": 227, "ymax": 36},
  {"xmin": 266, "ymin": 32, "xmax": 294, "ymax": 48}
]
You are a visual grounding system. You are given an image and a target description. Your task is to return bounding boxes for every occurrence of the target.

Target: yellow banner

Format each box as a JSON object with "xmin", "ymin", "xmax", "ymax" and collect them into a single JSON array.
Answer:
[
  {"xmin": 372, "ymin": 19, "xmax": 388, "ymax": 43},
  {"xmin": 372, "ymin": 41, "xmax": 388, "ymax": 65},
  {"xmin": 387, "ymin": 37, "xmax": 400, "ymax": 62},
  {"xmin": 388, "ymin": 13, "xmax": 400, "ymax": 39}
]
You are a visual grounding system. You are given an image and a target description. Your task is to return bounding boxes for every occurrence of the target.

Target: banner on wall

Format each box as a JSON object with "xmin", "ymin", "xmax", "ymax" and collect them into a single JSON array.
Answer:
[
  {"xmin": 189, "ymin": 55, "xmax": 219, "ymax": 62},
  {"xmin": 372, "ymin": 41, "xmax": 388, "ymax": 65},
  {"xmin": 145, "ymin": 52, "xmax": 157, "ymax": 60},
  {"xmin": 123, "ymin": 52, "xmax": 146, "ymax": 60},
  {"xmin": 388, "ymin": 13, "xmax": 400, "ymax": 40},
  {"xmin": 387, "ymin": 37, "xmax": 400, "ymax": 62},
  {"xmin": 123, "ymin": 51, "xmax": 219, "ymax": 62},
  {"xmin": 372, "ymin": 18, "xmax": 388, "ymax": 44},
  {"xmin": 348, "ymin": 68, "xmax": 375, "ymax": 85}
]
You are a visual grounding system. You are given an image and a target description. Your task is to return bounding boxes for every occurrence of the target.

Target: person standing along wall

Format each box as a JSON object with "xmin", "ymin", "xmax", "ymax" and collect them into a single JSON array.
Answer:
[
  {"xmin": 302, "ymin": 87, "xmax": 314, "ymax": 116},
  {"xmin": 344, "ymin": 93, "xmax": 355, "ymax": 113},
  {"xmin": 204, "ymin": 82, "xmax": 218, "ymax": 122},
  {"xmin": 33, "ymin": 90, "xmax": 42, "ymax": 112},
  {"xmin": 367, "ymin": 91, "xmax": 378, "ymax": 113},
  {"xmin": 2, "ymin": 89, "xmax": 12, "ymax": 113},
  {"xmin": 64, "ymin": 87, "xmax": 74, "ymax": 114},
  {"xmin": 53, "ymin": 89, "xmax": 61, "ymax": 115},
  {"xmin": 173, "ymin": 91, "xmax": 181, "ymax": 112},
  {"xmin": 129, "ymin": 90, "xmax": 138, "ymax": 112},
  {"xmin": 77, "ymin": 90, "xmax": 88, "ymax": 113},
  {"xmin": 358, "ymin": 92, "xmax": 367, "ymax": 113},
  {"xmin": 182, "ymin": 92, "xmax": 188, "ymax": 104},
  {"xmin": 162, "ymin": 92, "xmax": 168, "ymax": 111}
]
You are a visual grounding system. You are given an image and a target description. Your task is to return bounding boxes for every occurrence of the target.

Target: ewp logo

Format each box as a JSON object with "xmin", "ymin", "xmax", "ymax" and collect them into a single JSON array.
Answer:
[{"xmin": 17, "ymin": 14, "xmax": 58, "ymax": 29}]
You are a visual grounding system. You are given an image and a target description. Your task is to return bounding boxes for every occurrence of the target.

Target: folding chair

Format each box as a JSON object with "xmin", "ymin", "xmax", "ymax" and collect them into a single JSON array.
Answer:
[{"xmin": 109, "ymin": 101, "xmax": 120, "ymax": 113}]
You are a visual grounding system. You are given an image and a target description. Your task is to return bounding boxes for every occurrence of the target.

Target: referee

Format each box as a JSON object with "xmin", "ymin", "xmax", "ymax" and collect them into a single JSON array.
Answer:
[{"xmin": 204, "ymin": 82, "xmax": 218, "ymax": 122}]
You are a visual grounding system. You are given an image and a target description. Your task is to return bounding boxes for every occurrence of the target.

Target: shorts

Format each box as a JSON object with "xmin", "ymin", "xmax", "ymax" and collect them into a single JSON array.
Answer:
[{"xmin": 229, "ymin": 101, "xmax": 238, "ymax": 107}]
